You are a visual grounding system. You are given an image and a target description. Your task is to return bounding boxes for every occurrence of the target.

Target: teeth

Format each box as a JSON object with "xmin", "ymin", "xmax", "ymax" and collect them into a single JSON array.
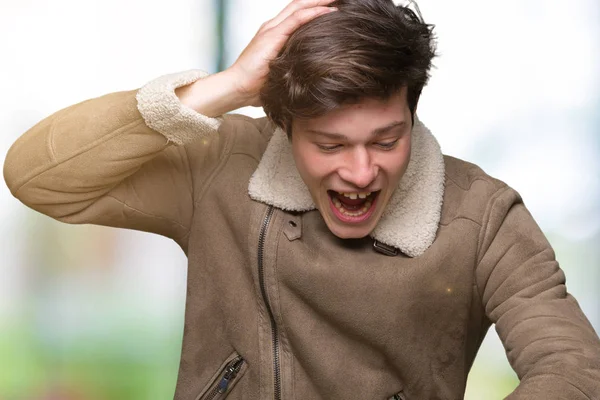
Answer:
[
  {"xmin": 333, "ymin": 199, "xmax": 373, "ymax": 217},
  {"xmin": 339, "ymin": 191, "xmax": 372, "ymax": 199}
]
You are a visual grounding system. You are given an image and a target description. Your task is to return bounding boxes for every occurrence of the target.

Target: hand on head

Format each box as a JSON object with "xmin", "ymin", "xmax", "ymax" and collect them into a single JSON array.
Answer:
[{"xmin": 228, "ymin": 0, "xmax": 338, "ymax": 107}]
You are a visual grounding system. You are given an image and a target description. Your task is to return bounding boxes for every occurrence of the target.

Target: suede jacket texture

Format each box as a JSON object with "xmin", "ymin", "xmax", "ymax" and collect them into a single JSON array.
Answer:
[{"xmin": 4, "ymin": 70, "xmax": 600, "ymax": 400}]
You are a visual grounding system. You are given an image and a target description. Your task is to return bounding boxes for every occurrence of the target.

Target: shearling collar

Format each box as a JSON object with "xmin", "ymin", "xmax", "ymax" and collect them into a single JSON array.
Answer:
[
  {"xmin": 248, "ymin": 118, "xmax": 445, "ymax": 257},
  {"xmin": 136, "ymin": 70, "xmax": 445, "ymax": 257}
]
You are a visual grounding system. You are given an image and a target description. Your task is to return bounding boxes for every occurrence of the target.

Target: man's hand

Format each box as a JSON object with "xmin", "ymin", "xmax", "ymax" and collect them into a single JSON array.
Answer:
[
  {"xmin": 229, "ymin": 0, "xmax": 338, "ymax": 107},
  {"xmin": 176, "ymin": 0, "xmax": 337, "ymax": 116}
]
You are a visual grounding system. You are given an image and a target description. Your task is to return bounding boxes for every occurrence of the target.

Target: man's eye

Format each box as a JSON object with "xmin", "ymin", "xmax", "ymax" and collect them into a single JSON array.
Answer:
[
  {"xmin": 316, "ymin": 144, "xmax": 342, "ymax": 151},
  {"xmin": 375, "ymin": 139, "xmax": 399, "ymax": 149}
]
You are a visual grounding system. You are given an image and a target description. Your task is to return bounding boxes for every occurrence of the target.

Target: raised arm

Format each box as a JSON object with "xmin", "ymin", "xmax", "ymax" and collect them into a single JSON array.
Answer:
[
  {"xmin": 476, "ymin": 186, "xmax": 600, "ymax": 399},
  {"xmin": 3, "ymin": 0, "xmax": 338, "ymax": 251},
  {"xmin": 3, "ymin": 70, "xmax": 234, "ymax": 251}
]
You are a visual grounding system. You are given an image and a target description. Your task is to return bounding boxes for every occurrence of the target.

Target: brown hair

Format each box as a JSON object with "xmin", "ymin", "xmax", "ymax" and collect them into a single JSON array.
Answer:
[{"xmin": 260, "ymin": 0, "xmax": 437, "ymax": 137}]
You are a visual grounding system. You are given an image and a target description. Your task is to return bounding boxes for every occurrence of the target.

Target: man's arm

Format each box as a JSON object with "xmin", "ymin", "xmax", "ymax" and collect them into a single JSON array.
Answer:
[
  {"xmin": 3, "ymin": 70, "xmax": 231, "ymax": 250},
  {"xmin": 3, "ymin": 0, "xmax": 338, "ymax": 250},
  {"xmin": 476, "ymin": 186, "xmax": 600, "ymax": 399}
]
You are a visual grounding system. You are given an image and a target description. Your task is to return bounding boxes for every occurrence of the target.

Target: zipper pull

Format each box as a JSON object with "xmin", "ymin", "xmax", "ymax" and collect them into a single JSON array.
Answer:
[{"xmin": 217, "ymin": 357, "xmax": 244, "ymax": 394}]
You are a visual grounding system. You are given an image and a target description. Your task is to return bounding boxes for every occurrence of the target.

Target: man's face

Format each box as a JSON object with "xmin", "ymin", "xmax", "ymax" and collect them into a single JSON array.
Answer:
[{"xmin": 291, "ymin": 88, "xmax": 412, "ymax": 239}]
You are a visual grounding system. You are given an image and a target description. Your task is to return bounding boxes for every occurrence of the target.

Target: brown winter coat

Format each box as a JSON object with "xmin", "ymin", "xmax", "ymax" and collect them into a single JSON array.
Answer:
[{"xmin": 4, "ymin": 70, "xmax": 600, "ymax": 399}]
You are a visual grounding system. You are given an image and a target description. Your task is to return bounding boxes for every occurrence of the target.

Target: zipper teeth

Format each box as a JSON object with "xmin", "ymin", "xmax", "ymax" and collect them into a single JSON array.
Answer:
[
  {"xmin": 229, "ymin": 356, "xmax": 244, "ymax": 373},
  {"xmin": 204, "ymin": 384, "xmax": 220, "ymax": 400},
  {"xmin": 203, "ymin": 356, "xmax": 244, "ymax": 400},
  {"xmin": 257, "ymin": 206, "xmax": 282, "ymax": 400}
]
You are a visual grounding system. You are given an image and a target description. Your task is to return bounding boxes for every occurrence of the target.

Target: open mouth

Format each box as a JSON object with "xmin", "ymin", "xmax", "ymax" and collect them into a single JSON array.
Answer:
[{"xmin": 327, "ymin": 190, "xmax": 380, "ymax": 223}]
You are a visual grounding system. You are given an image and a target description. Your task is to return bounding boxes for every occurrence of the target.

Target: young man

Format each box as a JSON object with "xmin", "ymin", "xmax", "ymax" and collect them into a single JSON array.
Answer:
[{"xmin": 4, "ymin": 0, "xmax": 600, "ymax": 399}]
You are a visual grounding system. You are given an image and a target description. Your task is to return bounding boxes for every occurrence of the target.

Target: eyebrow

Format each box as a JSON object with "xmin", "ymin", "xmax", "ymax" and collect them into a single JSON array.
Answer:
[{"xmin": 307, "ymin": 121, "xmax": 406, "ymax": 140}]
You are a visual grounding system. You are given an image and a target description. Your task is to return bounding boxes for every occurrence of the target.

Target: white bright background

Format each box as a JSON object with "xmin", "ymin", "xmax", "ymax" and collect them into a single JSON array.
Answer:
[{"xmin": 1, "ymin": 0, "xmax": 598, "ymax": 399}]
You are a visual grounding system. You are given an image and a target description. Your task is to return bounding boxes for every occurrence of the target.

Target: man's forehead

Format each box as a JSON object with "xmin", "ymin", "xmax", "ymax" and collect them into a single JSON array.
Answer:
[
  {"xmin": 295, "ymin": 91, "xmax": 410, "ymax": 131},
  {"xmin": 306, "ymin": 120, "xmax": 407, "ymax": 140}
]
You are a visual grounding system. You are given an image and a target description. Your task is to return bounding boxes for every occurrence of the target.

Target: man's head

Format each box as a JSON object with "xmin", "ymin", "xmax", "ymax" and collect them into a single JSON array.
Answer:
[
  {"xmin": 261, "ymin": 0, "xmax": 436, "ymax": 135},
  {"xmin": 260, "ymin": 0, "xmax": 436, "ymax": 239}
]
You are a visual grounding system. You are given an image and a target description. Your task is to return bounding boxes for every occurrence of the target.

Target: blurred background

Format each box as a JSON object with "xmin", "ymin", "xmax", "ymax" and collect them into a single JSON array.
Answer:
[{"xmin": 1, "ymin": 0, "xmax": 598, "ymax": 398}]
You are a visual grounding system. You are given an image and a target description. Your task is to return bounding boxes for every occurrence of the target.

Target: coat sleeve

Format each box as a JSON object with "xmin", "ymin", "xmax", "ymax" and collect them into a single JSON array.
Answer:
[
  {"xmin": 3, "ymin": 70, "xmax": 225, "ymax": 252},
  {"xmin": 475, "ymin": 185, "xmax": 600, "ymax": 399}
]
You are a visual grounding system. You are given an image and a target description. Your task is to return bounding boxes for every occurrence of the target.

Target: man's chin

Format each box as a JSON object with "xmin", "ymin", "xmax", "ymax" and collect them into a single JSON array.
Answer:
[{"xmin": 323, "ymin": 218, "xmax": 377, "ymax": 240}]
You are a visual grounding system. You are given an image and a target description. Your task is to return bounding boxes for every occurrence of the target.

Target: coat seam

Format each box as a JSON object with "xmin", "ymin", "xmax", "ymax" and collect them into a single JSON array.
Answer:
[
  {"xmin": 105, "ymin": 194, "xmax": 189, "ymax": 232},
  {"xmin": 191, "ymin": 116, "xmax": 266, "ymax": 209},
  {"xmin": 518, "ymin": 372, "xmax": 592, "ymax": 399},
  {"xmin": 439, "ymin": 216, "xmax": 482, "ymax": 228},
  {"xmin": 444, "ymin": 174, "xmax": 496, "ymax": 193},
  {"xmin": 191, "ymin": 127, "xmax": 236, "ymax": 208},
  {"xmin": 493, "ymin": 247, "xmax": 550, "ymax": 305},
  {"xmin": 464, "ymin": 282, "xmax": 481, "ymax": 378},
  {"xmin": 14, "ymin": 118, "xmax": 152, "ymax": 196},
  {"xmin": 231, "ymin": 152, "xmax": 262, "ymax": 163},
  {"xmin": 47, "ymin": 113, "xmax": 60, "ymax": 163},
  {"xmin": 181, "ymin": 144, "xmax": 195, "ymax": 244},
  {"xmin": 479, "ymin": 241, "xmax": 518, "ymax": 307},
  {"xmin": 509, "ymin": 314, "xmax": 576, "ymax": 333},
  {"xmin": 441, "ymin": 174, "xmax": 500, "ymax": 228},
  {"xmin": 473, "ymin": 185, "xmax": 512, "ymax": 342},
  {"xmin": 475, "ymin": 185, "xmax": 512, "ymax": 265}
]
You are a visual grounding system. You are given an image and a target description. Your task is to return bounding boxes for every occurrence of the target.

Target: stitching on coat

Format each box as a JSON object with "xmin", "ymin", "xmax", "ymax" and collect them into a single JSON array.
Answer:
[
  {"xmin": 461, "ymin": 281, "xmax": 476, "ymax": 379},
  {"xmin": 444, "ymin": 174, "xmax": 493, "ymax": 193},
  {"xmin": 480, "ymin": 241, "xmax": 518, "ymax": 307},
  {"xmin": 486, "ymin": 245, "xmax": 555, "ymax": 315},
  {"xmin": 15, "ymin": 118, "xmax": 150, "ymax": 196},
  {"xmin": 47, "ymin": 113, "xmax": 61, "ymax": 163},
  {"xmin": 230, "ymin": 152, "xmax": 262, "ymax": 163},
  {"xmin": 475, "ymin": 186, "xmax": 512, "ymax": 264},
  {"xmin": 472, "ymin": 185, "xmax": 512, "ymax": 335},
  {"xmin": 508, "ymin": 314, "xmax": 576, "ymax": 337},
  {"xmin": 191, "ymin": 116, "xmax": 269, "ymax": 208},
  {"xmin": 523, "ymin": 345, "xmax": 591, "ymax": 369},
  {"xmin": 467, "ymin": 282, "xmax": 487, "ymax": 370},
  {"xmin": 191, "ymin": 123, "xmax": 237, "ymax": 208},
  {"xmin": 438, "ymin": 216, "xmax": 481, "ymax": 227},
  {"xmin": 513, "ymin": 335, "xmax": 587, "ymax": 370},
  {"xmin": 440, "ymin": 176, "xmax": 495, "ymax": 228},
  {"xmin": 105, "ymin": 193, "xmax": 189, "ymax": 231},
  {"xmin": 181, "ymin": 144, "xmax": 195, "ymax": 245},
  {"xmin": 519, "ymin": 373, "xmax": 591, "ymax": 399}
]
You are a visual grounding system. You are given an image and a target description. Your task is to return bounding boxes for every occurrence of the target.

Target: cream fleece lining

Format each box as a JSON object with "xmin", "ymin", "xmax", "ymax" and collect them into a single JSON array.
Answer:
[
  {"xmin": 248, "ymin": 118, "xmax": 445, "ymax": 257},
  {"xmin": 136, "ymin": 70, "xmax": 223, "ymax": 145},
  {"xmin": 137, "ymin": 70, "xmax": 445, "ymax": 257}
]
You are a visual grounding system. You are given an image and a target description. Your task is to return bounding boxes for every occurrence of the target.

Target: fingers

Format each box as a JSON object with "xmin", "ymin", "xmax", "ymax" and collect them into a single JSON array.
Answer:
[
  {"xmin": 273, "ymin": 6, "xmax": 337, "ymax": 36},
  {"xmin": 260, "ymin": 0, "xmax": 337, "ymax": 32}
]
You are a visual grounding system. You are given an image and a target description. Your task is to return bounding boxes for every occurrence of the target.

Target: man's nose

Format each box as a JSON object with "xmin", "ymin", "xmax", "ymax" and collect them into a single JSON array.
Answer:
[{"xmin": 338, "ymin": 148, "xmax": 378, "ymax": 189}]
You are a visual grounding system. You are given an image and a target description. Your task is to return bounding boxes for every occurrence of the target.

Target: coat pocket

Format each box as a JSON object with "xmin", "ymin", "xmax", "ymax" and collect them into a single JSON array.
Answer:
[{"xmin": 195, "ymin": 351, "xmax": 248, "ymax": 400}]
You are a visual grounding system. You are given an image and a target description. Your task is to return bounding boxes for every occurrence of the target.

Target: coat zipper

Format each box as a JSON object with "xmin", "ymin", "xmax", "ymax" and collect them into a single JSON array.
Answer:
[
  {"xmin": 202, "ymin": 356, "xmax": 245, "ymax": 400},
  {"xmin": 257, "ymin": 206, "xmax": 282, "ymax": 400}
]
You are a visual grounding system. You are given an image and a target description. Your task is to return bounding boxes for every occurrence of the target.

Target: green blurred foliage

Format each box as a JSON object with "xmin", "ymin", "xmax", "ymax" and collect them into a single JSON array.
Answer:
[{"xmin": 0, "ymin": 321, "xmax": 181, "ymax": 400}]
